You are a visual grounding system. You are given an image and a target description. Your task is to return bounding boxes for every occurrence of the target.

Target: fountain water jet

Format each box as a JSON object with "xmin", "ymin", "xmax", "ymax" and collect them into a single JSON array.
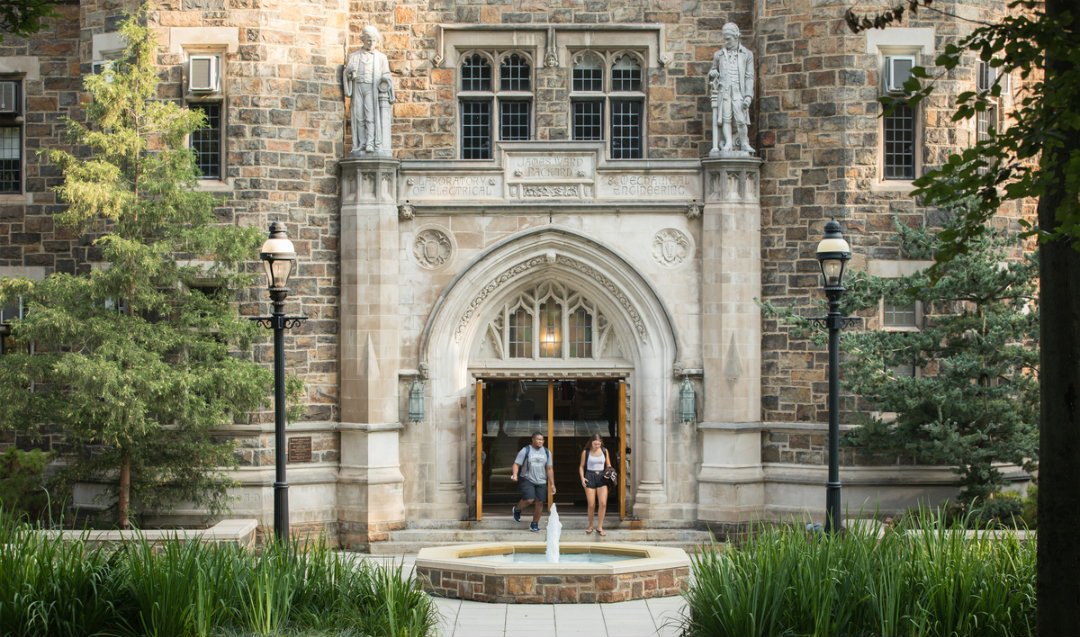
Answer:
[{"xmin": 545, "ymin": 504, "xmax": 562, "ymax": 562}]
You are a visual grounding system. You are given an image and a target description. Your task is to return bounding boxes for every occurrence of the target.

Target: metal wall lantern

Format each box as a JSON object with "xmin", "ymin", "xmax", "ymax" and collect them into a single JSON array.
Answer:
[
  {"xmin": 679, "ymin": 376, "xmax": 696, "ymax": 423},
  {"xmin": 408, "ymin": 377, "xmax": 425, "ymax": 422}
]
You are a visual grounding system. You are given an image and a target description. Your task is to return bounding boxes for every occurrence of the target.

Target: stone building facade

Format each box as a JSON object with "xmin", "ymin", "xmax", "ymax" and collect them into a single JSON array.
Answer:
[{"xmin": 0, "ymin": 0, "xmax": 1025, "ymax": 545}]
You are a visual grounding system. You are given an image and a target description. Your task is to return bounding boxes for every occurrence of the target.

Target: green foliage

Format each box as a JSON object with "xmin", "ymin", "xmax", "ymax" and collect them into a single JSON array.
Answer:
[
  {"xmin": 0, "ymin": 0, "xmax": 58, "ymax": 40},
  {"xmin": 0, "ymin": 448, "xmax": 55, "ymax": 522},
  {"xmin": 842, "ymin": 218, "xmax": 1038, "ymax": 502},
  {"xmin": 681, "ymin": 510, "xmax": 1036, "ymax": 637},
  {"xmin": 0, "ymin": 8, "xmax": 295, "ymax": 527},
  {"xmin": 0, "ymin": 510, "xmax": 439, "ymax": 637}
]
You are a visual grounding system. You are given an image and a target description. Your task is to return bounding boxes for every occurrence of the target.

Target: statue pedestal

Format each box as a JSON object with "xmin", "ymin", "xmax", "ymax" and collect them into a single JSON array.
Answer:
[
  {"xmin": 337, "ymin": 157, "xmax": 405, "ymax": 547},
  {"xmin": 697, "ymin": 156, "xmax": 765, "ymax": 521}
]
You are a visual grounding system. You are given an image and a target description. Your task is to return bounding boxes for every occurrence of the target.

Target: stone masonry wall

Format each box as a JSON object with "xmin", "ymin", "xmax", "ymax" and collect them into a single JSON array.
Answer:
[
  {"xmin": 352, "ymin": 0, "xmax": 755, "ymax": 160},
  {"xmin": 0, "ymin": 1, "xmax": 347, "ymax": 497},
  {"xmin": 754, "ymin": 0, "xmax": 1026, "ymax": 450}
]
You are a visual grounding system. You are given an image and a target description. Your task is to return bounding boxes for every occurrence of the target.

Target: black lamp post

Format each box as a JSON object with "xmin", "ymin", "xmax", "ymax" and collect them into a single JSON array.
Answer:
[
  {"xmin": 254, "ymin": 221, "xmax": 305, "ymax": 542},
  {"xmin": 815, "ymin": 219, "xmax": 852, "ymax": 534}
]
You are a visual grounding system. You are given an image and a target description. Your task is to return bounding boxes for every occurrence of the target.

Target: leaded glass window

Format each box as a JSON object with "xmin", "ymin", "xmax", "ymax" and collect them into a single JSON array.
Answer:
[
  {"xmin": 458, "ymin": 51, "xmax": 532, "ymax": 158},
  {"xmin": 0, "ymin": 126, "xmax": 20, "ymax": 194},
  {"xmin": 190, "ymin": 102, "xmax": 223, "ymax": 179},
  {"xmin": 883, "ymin": 101, "xmax": 916, "ymax": 180},
  {"xmin": 569, "ymin": 51, "xmax": 645, "ymax": 159},
  {"xmin": 508, "ymin": 307, "xmax": 532, "ymax": 358}
]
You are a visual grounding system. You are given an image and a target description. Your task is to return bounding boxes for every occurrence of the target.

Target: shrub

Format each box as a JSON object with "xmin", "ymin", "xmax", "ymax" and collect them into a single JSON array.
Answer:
[
  {"xmin": 0, "ymin": 508, "xmax": 438, "ymax": 637},
  {"xmin": 680, "ymin": 510, "xmax": 1035, "ymax": 637}
]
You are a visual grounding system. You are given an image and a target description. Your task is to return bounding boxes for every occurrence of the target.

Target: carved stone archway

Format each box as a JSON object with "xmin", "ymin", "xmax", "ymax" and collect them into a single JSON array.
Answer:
[{"xmin": 415, "ymin": 227, "xmax": 681, "ymax": 520}]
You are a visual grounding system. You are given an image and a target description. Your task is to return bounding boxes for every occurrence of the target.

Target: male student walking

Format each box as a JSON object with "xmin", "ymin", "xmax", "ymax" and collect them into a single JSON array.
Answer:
[{"xmin": 510, "ymin": 432, "xmax": 555, "ymax": 532}]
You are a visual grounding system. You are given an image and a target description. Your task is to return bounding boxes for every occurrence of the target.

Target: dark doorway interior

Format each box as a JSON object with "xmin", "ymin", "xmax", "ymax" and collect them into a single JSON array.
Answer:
[{"xmin": 480, "ymin": 379, "xmax": 620, "ymax": 515}]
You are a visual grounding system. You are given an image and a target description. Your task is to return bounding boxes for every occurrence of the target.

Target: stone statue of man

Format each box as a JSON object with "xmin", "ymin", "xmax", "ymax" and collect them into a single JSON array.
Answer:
[
  {"xmin": 343, "ymin": 25, "xmax": 395, "ymax": 157},
  {"xmin": 709, "ymin": 22, "xmax": 755, "ymax": 155}
]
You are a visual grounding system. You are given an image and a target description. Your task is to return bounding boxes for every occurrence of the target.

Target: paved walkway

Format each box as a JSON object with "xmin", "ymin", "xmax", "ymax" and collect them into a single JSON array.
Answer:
[
  {"xmin": 355, "ymin": 554, "xmax": 690, "ymax": 637},
  {"xmin": 432, "ymin": 595, "xmax": 687, "ymax": 637}
]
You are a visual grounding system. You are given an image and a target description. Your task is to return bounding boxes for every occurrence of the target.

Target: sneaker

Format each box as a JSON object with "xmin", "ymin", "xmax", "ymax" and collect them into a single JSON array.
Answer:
[
  {"xmin": 512, "ymin": 506, "xmax": 521, "ymax": 522},
  {"xmin": 530, "ymin": 522, "xmax": 540, "ymax": 532}
]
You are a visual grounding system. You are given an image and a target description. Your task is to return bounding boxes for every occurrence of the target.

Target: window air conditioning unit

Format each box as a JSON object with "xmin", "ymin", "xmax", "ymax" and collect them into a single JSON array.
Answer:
[
  {"xmin": 188, "ymin": 55, "xmax": 220, "ymax": 93},
  {"xmin": 0, "ymin": 81, "xmax": 18, "ymax": 114},
  {"xmin": 885, "ymin": 55, "xmax": 915, "ymax": 93}
]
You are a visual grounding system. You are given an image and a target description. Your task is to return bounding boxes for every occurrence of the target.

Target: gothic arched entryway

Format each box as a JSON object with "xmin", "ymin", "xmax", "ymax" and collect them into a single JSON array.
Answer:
[{"xmin": 417, "ymin": 227, "xmax": 680, "ymax": 521}]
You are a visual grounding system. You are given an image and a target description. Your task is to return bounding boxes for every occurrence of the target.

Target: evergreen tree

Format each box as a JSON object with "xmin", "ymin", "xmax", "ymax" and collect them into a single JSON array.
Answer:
[
  {"xmin": 841, "ymin": 219, "xmax": 1039, "ymax": 502},
  {"xmin": 0, "ymin": 11, "xmax": 278, "ymax": 528}
]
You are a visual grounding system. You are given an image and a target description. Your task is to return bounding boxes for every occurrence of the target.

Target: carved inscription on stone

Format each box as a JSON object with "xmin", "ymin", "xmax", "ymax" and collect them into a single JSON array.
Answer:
[
  {"xmin": 404, "ymin": 175, "xmax": 501, "ymax": 201},
  {"xmin": 506, "ymin": 153, "xmax": 595, "ymax": 200},
  {"xmin": 413, "ymin": 228, "xmax": 454, "ymax": 269},
  {"xmin": 598, "ymin": 173, "xmax": 698, "ymax": 200},
  {"xmin": 651, "ymin": 228, "xmax": 693, "ymax": 267},
  {"xmin": 508, "ymin": 154, "xmax": 593, "ymax": 180}
]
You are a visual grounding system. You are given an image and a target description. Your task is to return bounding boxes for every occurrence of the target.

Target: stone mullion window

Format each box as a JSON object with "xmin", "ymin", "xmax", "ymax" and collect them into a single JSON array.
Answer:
[
  {"xmin": 459, "ymin": 51, "xmax": 533, "ymax": 159},
  {"xmin": 495, "ymin": 284, "xmax": 601, "ymax": 362},
  {"xmin": 570, "ymin": 52, "xmax": 644, "ymax": 159}
]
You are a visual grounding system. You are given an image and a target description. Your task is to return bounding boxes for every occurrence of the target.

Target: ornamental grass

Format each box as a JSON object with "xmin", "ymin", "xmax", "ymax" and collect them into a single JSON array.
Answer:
[
  {"xmin": 0, "ymin": 508, "xmax": 438, "ymax": 637},
  {"xmin": 680, "ymin": 509, "xmax": 1035, "ymax": 637}
]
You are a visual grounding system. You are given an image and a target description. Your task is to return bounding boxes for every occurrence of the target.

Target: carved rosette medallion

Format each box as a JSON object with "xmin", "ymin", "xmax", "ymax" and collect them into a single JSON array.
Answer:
[
  {"xmin": 413, "ymin": 227, "xmax": 454, "ymax": 269},
  {"xmin": 651, "ymin": 229, "xmax": 693, "ymax": 267}
]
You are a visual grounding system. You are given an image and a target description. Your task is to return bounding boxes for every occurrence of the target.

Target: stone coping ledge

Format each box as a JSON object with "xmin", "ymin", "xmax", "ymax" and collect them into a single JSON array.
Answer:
[
  {"xmin": 36, "ymin": 519, "xmax": 258, "ymax": 550},
  {"xmin": 416, "ymin": 542, "xmax": 689, "ymax": 576}
]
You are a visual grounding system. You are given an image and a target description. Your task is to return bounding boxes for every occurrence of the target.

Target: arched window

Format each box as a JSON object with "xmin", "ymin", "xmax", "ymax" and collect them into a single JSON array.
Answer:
[
  {"xmin": 491, "ymin": 283, "xmax": 606, "ymax": 361},
  {"xmin": 460, "ymin": 54, "xmax": 492, "ymax": 91}
]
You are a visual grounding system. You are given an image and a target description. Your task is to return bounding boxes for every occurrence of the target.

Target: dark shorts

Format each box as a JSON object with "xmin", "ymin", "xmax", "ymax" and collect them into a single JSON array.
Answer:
[
  {"xmin": 584, "ymin": 470, "xmax": 607, "ymax": 489},
  {"xmin": 519, "ymin": 480, "xmax": 547, "ymax": 502}
]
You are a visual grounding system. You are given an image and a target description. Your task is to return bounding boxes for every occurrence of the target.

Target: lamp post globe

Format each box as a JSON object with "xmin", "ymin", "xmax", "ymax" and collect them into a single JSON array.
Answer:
[
  {"xmin": 815, "ymin": 219, "xmax": 851, "ymax": 534},
  {"xmin": 260, "ymin": 221, "xmax": 297, "ymax": 299}
]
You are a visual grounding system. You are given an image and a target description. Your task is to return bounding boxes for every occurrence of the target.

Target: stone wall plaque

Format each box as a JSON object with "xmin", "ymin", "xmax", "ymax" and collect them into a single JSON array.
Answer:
[{"xmin": 288, "ymin": 436, "xmax": 312, "ymax": 463}]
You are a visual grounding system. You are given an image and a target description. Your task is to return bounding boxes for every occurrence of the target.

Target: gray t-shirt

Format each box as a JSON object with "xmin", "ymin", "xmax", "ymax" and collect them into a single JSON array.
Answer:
[{"xmin": 514, "ymin": 445, "xmax": 551, "ymax": 485}]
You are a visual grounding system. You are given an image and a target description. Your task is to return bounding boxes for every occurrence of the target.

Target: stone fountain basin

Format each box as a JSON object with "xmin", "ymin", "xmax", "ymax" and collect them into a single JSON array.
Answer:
[{"xmin": 415, "ymin": 542, "xmax": 690, "ymax": 603}]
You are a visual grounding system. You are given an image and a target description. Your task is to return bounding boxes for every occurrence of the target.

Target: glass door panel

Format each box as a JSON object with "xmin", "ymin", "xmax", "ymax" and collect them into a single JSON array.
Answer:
[{"xmin": 479, "ymin": 377, "xmax": 623, "ymax": 518}]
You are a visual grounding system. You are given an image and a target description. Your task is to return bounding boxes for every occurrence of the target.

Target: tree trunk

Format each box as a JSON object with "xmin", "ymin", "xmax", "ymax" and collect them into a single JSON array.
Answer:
[
  {"xmin": 118, "ymin": 450, "xmax": 131, "ymax": 530},
  {"xmin": 1037, "ymin": 0, "xmax": 1080, "ymax": 632}
]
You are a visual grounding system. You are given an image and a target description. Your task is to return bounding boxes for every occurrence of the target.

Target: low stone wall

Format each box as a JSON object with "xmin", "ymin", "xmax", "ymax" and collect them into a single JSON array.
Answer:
[
  {"xmin": 415, "ymin": 542, "xmax": 690, "ymax": 603},
  {"xmin": 37, "ymin": 519, "xmax": 259, "ymax": 550},
  {"xmin": 422, "ymin": 565, "xmax": 689, "ymax": 603}
]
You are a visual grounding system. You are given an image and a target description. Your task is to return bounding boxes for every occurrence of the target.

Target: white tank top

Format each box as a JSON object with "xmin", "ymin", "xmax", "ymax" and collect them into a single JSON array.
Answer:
[{"xmin": 586, "ymin": 450, "xmax": 606, "ymax": 471}]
